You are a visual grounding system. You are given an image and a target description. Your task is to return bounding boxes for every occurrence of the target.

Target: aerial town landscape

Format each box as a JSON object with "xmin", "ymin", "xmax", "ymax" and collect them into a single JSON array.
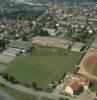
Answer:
[{"xmin": 0, "ymin": 0, "xmax": 97, "ymax": 100}]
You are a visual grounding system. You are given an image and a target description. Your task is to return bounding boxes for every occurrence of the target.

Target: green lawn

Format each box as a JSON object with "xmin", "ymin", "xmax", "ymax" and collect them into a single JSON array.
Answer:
[
  {"xmin": 0, "ymin": 86, "xmax": 38, "ymax": 100},
  {"xmin": 3, "ymin": 47, "xmax": 82, "ymax": 89},
  {"xmin": 93, "ymin": 64, "xmax": 97, "ymax": 76}
]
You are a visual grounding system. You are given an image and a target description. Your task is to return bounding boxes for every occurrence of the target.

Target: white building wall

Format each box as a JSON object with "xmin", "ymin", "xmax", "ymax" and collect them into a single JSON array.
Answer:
[
  {"xmin": 84, "ymin": 85, "xmax": 89, "ymax": 90},
  {"xmin": 65, "ymin": 86, "xmax": 73, "ymax": 95},
  {"xmin": 71, "ymin": 48, "xmax": 80, "ymax": 52}
]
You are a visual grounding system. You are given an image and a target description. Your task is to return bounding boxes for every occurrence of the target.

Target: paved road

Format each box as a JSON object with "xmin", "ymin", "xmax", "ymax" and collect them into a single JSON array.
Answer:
[
  {"xmin": 0, "ymin": 90, "xmax": 14, "ymax": 100},
  {"xmin": 0, "ymin": 77, "xmax": 70, "ymax": 100}
]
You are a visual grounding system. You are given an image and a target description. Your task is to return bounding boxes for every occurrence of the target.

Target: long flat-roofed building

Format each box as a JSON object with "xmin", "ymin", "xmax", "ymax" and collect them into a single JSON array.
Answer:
[
  {"xmin": 7, "ymin": 40, "xmax": 32, "ymax": 53},
  {"xmin": 71, "ymin": 42, "xmax": 85, "ymax": 52},
  {"xmin": 3, "ymin": 48, "xmax": 22, "ymax": 56},
  {"xmin": 32, "ymin": 36, "xmax": 70, "ymax": 49}
]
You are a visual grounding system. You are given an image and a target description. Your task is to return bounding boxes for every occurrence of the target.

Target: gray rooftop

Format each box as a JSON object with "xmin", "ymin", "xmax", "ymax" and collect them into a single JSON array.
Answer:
[
  {"xmin": 3, "ymin": 48, "xmax": 21, "ymax": 55},
  {"xmin": 72, "ymin": 42, "xmax": 85, "ymax": 49},
  {"xmin": 7, "ymin": 40, "xmax": 32, "ymax": 50}
]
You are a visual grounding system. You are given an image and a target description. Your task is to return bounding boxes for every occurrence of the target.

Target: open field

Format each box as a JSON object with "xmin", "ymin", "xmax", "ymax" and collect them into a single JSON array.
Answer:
[{"xmin": 3, "ymin": 47, "xmax": 82, "ymax": 89}]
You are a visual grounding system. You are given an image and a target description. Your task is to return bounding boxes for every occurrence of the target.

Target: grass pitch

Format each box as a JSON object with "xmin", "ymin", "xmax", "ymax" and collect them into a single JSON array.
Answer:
[{"xmin": 3, "ymin": 47, "xmax": 82, "ymax": 89}]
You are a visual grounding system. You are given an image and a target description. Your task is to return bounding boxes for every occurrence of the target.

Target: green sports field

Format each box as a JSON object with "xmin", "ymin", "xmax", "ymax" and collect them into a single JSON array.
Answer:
[{"xmin": 3, "ymin": 47, "xmax": 82, "ymax": 89}]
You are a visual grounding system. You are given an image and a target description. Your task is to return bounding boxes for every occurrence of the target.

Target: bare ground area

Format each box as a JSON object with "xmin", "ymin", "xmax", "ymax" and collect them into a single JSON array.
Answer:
[
  {"xmin": 0, "ymin": 53, "xmax": 15, "ymax": 64},
  {"xmin": 78, "ymin": 48, "xmax": 97, "ymax": 80},
  {"xmin": 79, "ymin": 48, "xmax": 97, "ymax": 72}
]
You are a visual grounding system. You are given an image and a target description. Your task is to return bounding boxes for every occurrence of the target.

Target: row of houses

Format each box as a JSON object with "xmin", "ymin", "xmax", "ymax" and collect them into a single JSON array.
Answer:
[{"xmin": 32, "ymin": 36, "xmax": 85, "ymax": 52}]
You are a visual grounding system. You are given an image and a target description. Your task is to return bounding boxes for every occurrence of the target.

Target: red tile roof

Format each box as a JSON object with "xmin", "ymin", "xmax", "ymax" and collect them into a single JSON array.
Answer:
[
  {"xmin": 68, "ymin": 80, "xmax": 79, "ymax": 90},
  {"xmin": 79, "ymin": 75, "xmax": 90, "ymax": 85}
]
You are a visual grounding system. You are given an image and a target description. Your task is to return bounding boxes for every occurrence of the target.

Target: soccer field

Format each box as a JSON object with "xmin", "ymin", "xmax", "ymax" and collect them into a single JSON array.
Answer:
[{"xmin": 3, "ymin": 47, "xmax": 82, "ymax": 89}]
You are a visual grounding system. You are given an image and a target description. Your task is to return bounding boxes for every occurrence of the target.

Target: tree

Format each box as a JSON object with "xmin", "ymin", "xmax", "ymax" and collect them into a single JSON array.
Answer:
[
  {"xmin": 32, "ymin": 81, "xmax": 37, "ymax": 89},
  {"xmin": 9, "ymin": 76, "xmax": 15, "ymax": 83},
  {"xmin": 39, "ymin": 30, "xmax": 49, "ymax": 36},
  {"xmin": 22, "ymin": 35, "xmax": 28, "ymax": 41},
  {"xmin": 65, "ymin": 32, "xmax": 72, "ymax": 37},
  {"xmin": 0, "ymin": 39, "xmax": 5, "ymax": 49},
  {"xmin": 89, "ymin": 81, "xmax": 94, "ymax": 88},
  {"xmin": 78, "ymin": 85, "xmax": 84, "ymax": 93},
  {"xmin": 33, "ymin": 28, "xmax": 49, "ymax": 36},
  {"xmin": 32, "ymin": 28, "xmax": 38, "ymax": 36},
  {"xmin": 3, "ymin": 74, "xmax": 9, "ymax": 81},
  {"xmin": 0, "ymin": 83, "xmax": 5, "ymax": 87},
  {"xmin": 59, "ymin": 98, "xmax": 64, "ymax": 100},
  {"xmin": 78, "ymin": 32, "xmax": 87, "ymax": 40},
  {"xmin": 24, "ymin": 83, "xmax": 30, "ymax": 88}
]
